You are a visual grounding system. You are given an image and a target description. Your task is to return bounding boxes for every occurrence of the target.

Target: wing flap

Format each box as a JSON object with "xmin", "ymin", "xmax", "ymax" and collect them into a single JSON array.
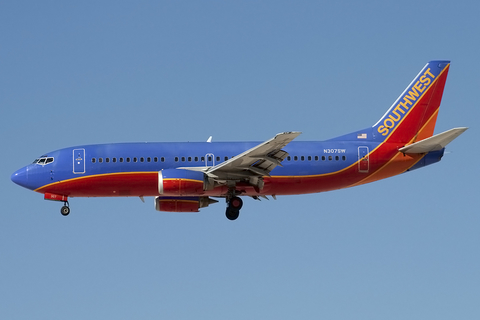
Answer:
[
  {"xmin": 207, "ymin": 131, "xmax": 301, "ymax": 178},
  {"xmin": 399, "ymin": 127, "xmax": 468, "ymax": 154}
]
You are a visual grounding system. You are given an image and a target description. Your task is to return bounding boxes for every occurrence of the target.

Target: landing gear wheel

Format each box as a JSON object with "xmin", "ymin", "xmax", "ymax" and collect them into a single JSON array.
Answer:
[
  {"xmin": 225, "ymin": 196, "xmax": 243, "ymax": 220},
  {"xmin": 61, "ymin": 205, "xmax": 70, "ymax": 216},
  {"xmin": 230, "ymin": 196, "xmax": 243, "ymax": 210},
  {"xmin": 226, "ymin": 207, "xmax": 240, "ymax": 221}
]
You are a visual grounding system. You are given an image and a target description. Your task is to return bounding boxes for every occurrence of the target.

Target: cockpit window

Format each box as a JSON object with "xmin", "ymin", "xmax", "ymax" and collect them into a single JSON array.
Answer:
[{"xmin": 33, "ymin": 157, "xmax": 54, "ymax": 165}]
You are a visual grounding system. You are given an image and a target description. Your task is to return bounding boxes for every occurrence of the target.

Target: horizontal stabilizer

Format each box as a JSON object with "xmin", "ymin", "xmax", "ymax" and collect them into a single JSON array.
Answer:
[{"xmin": 399, "ymin": 127, "xmax": 468, "ymax": 154}]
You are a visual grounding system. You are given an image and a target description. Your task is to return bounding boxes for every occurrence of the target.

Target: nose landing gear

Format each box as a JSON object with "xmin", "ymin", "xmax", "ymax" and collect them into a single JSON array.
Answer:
[
  {"xmin": 60, "ymin": 201, "xmax": 70, "ymax": 216},
  {"xmin": 44, "ymin": 193, "xmax": 71, "ymax": 216}
]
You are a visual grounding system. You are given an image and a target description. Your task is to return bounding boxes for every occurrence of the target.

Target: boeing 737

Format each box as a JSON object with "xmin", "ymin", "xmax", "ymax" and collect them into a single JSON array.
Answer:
[{"xmin": 11, "ymin": 60, "xmax": 467, "ymax": 220}]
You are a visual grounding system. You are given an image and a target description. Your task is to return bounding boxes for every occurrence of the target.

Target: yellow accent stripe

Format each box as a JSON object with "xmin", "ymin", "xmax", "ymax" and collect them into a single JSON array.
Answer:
[
  {"xmin": 348, "ymin": 108, "xmax": 442, "ymax": 188},
  {"xmin": 34, "ymin": 67, "xmax": 449, "ymax": 194},
  {"xmin": 34, "ymin": 171, "xmax": 157, "ymax": 192},
  {"xmin": 406, "ymin": 108, "xmax": 440, "ymax": 146},
  {"xmin": 273, "ymin": 66, "xmax": 449, "ymax": 182}
]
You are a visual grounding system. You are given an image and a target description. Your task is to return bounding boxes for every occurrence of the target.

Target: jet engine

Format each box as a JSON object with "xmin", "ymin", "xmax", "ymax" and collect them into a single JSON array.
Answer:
[
  {"xmin": 154, "ymin": 196, "xmax": 218, "ymax": 212},
  {"xmin": 158, "ymin": 169, "xmax": 214, "ymax": 196}
]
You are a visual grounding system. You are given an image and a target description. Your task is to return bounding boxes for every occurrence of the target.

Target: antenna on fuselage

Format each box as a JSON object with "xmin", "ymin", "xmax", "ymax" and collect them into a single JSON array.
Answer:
[{"xmin": 207, "ymin": 136, "xmax": 212, "ymax": 143}]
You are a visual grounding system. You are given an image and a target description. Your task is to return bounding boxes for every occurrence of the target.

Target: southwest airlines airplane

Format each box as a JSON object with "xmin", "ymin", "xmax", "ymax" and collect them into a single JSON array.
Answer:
[{"xmin": 11, "ymin": 61, "xmax": 467, "ymax": 220}]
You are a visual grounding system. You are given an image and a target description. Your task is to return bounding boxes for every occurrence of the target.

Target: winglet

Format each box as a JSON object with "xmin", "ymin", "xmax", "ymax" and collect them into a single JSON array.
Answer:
[{"xmin": 399, "ymin": 127, "xmax": 468, "ymax": 154}]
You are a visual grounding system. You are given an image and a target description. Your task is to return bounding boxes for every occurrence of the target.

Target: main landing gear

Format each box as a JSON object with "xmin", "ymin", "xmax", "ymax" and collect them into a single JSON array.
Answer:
[
  {"xmin": 225, "ymin": 196, "xmax": 243, "ymax": 221},
  {"xmin": 60, "ymin": 201, "xmax": 70, "ymax": 216}
]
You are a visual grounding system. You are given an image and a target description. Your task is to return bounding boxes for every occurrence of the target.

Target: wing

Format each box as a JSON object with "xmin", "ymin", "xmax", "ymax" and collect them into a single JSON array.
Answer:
[{"xmin": 207, "ymin": 131, "xmax": 301, "ymax": 180}]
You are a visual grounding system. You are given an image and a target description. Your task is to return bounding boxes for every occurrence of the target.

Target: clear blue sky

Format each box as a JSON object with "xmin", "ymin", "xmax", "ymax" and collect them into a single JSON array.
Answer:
[{"xmin": 1, "ymin": 1, "xmax": 478, "ymax": 319}]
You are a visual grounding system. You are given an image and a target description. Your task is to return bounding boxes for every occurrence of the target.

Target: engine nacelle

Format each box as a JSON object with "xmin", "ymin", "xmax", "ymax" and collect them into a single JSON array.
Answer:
[
  {"xmin": 158, "ymin": 169, "xmax": 214, "ymax": 196},
  {"xmin": 154, "ymin": 196, "xmax": 218, "ymax": 212}
]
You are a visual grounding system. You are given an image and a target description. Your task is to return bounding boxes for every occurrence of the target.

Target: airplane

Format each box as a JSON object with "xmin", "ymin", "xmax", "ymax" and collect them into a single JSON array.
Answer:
[{"xmin": 11, "ymin": 60, "xmax": 467, "ymax": 220}]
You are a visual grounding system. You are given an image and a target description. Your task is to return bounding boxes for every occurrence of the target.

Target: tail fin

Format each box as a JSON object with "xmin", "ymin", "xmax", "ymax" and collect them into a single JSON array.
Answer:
[{"xmin": 372, "ymin": 60, "xmax": 450, "ymax": 143}]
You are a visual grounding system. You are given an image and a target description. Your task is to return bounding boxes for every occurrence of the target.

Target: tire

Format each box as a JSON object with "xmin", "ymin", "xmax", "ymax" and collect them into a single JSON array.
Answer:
[
  {"xmin": 225, "ymin": 207, "xmax": 240, "ymax": 221},
  {"xmin": 229, "ymin": 197, "xmax": 243, "ymax": 210},
  {"xmin": 61, "ymin": 206, "xmax": 70, "ymax": 216}
]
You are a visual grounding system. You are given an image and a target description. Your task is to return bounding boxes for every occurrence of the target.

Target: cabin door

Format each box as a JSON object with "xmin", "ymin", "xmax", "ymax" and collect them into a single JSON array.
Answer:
[
  {"xmin": 73, "ymin": 148, "xmax": 86, "ymax": 174},
  {"xmin": 358, "ymin": 146, "xmax": 369, "ymax": 173}
]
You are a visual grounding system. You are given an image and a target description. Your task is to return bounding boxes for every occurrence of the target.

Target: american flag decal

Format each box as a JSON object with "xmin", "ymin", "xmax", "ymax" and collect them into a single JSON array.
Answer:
[{"xmin": 357, "ymin": 133, "xmax": 367, "ymax": 139}]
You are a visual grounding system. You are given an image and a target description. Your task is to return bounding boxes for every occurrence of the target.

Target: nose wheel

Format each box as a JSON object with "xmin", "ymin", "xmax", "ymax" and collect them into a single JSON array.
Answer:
[
  {"xmin": 60, "ymin": 202, "xmax": 70, "ymax": 216},
  {"xmin": 225, "ymin": 196, "xmax": 243, "ymax": 220}
]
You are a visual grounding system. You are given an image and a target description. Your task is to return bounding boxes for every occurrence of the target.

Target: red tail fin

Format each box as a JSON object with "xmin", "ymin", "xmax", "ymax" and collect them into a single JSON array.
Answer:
[{"xmin": 373, "ymin": 61, "xmax": 450, "ymax": 144}]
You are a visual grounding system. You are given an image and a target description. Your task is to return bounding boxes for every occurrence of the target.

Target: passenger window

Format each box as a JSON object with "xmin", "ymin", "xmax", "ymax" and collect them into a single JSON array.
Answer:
[
  {"xmin": 92, "ymin": 158, "xmax": 96, "ymax": 163},
  {"xmin": 335, "ymin": 156, "xmax": 339, "ymax": 161},
  {"xmin": 140, "ymin": 157, "xmax": 144, "ymax": 162},
  {"xmin": 308, "ymin": 156, "xmax": 312, "ymax": 161},
  {"xmin": 120, "ymin": 158, "xmax": 124, "ymax": 163},
  {"xmin": 126, "ymin": 158, "xmax": 130, "ymax": 163},
  {"xmin": 106, "ymin": 158, "xmax": 110, "ymax": 163},
  {"xmin": 201, "ymin": 157, "xmax": 205, "ymax": 162},
  {"xmin": 175, "ymin": 157, "xmax": 179, "ymax": 162},
  {"xmin": 315, "ymin": 156, "xmax": 319, "ymax": 161},
  {"xmin": 188, "ymin": 157, "xmax": 192, "ymax": 162},
  {"xmin": 195, "ymin": 157, "xmax": 199, "ymax": 162},
  {"xmin": 322, "ymin": 156, "xmax": 326, "ymax": 161},
  {"xmin": 133, "ymin": 157, "xmax": 137, "ymax": 162},
  {"xmin": 112, "ymin": 158, "xmax": 117, "ymax": 163},
  {"xmin": 216, "ymin": 156, "xmax": 220, "ymax": 162},
  {"xmin": 153, "ymin": 157, "xmax": 157, "ymax": 162},
  {"xmin": 328, "ymin": 156, "xmax": 332, "ymax": 161},
  {"xmin": 208, "ymin": 156, "xmax": 212, "ymax": 162},
  {"xmin": 287, "ymin": 156, "xmax": 291, "ymax": 161},
  {"xmin": 99, "ymin": 158, "xmax": 103, "ymax": 163},
  {"xmin": 342, "ymin": 156, "xmax": 346, "ymax": 161},
  {"xmin": 181, "ymin": 157, "xmax": 185, "ymax": 162},
  {"xmin": 161, "ymin": 157, "xmax": 165, "ymax": 162},
  {"xmin": 147, "ymin": 157, "xmax": 151, "ymax": 162},
  {"xmin": 301, "ymin": 156, "xmax": 305, "ymax": 161},
  {"xmin": 294, "ymin": 156, "xmax": 298, "ymax": 161}
]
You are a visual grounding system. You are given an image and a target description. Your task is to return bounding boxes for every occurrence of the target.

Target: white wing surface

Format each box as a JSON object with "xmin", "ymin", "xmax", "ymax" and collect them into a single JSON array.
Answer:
[{"xmin": 207, "ymin": 131, "xmax": 301, "ymax": 180}]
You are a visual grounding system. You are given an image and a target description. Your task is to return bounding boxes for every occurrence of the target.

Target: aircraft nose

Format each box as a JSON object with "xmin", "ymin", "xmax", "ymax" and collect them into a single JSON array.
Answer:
[{"xmin": 11, "ymin": 167, "xmax": 29, "ymax": 188}]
